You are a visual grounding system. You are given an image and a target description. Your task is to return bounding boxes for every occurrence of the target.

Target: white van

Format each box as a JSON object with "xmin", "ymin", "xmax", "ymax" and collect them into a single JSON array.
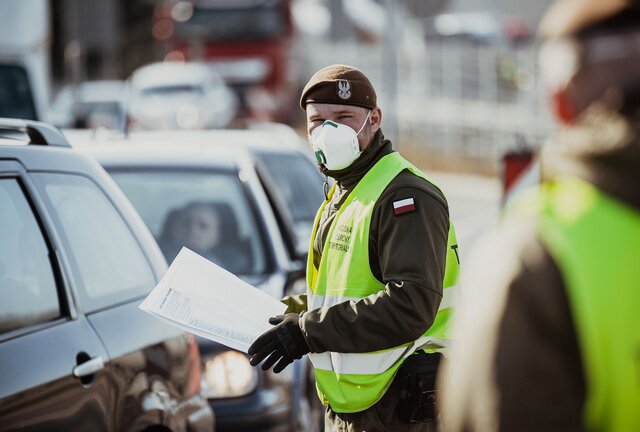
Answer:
[{"xmin": 0, "ymin": 0, "xmax": 51, "ymax": 121}]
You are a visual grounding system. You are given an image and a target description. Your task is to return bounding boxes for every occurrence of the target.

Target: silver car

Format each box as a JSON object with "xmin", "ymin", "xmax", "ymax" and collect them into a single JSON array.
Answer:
[
  {"xmin": 128, "ymin": 62, "xmax": 238, "ymax": 130},
  {"xmin": 71, "ymin": 128, "xmax": 324, "ymax": 432}
]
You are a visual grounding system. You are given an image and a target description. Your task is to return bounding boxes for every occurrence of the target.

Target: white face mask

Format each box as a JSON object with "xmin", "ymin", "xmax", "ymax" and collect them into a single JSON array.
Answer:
[{"xmin": 310, "ymin": 110, "xmax": 371, "ymax": 171}]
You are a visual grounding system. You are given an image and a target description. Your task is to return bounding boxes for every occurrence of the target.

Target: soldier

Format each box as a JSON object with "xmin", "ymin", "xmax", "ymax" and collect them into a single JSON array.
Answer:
[
  {"xmin": 249, "ymin": 64, "xmax": 460, "ymax": 431},
  {"xmin": 441, "ymin": 1, "xmax": 640, "ymax": 431}
]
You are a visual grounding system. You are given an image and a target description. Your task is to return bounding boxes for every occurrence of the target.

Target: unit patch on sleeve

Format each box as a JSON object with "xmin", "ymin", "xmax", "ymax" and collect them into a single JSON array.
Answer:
[{"xmin": 393, "ymin": 197, "xmax": 415, "ymax": 215}]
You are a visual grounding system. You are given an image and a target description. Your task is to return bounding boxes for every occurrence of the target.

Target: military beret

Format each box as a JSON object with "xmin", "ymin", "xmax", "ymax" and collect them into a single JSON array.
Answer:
[{"xmin": 300, "ymin": 64, "xmax": 377, "ymax": 111}]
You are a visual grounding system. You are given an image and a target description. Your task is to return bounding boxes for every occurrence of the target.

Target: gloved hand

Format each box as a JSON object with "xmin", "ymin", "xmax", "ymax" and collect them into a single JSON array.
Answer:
[{"xmin": 248, "ymin": 313, "xmax": 310, "ymax": 373}]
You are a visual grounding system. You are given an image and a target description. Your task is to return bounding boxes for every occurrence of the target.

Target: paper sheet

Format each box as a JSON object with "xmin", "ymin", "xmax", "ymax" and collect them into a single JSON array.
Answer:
[{"xmin": 140, "ymin": 247, "xmax": 286, "ymax": 353}]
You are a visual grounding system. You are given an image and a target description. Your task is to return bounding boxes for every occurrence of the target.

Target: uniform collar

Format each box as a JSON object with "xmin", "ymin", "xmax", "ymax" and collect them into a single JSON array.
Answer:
[
  {"xmin": 324, "ymin": 129, "xmax": 393, "ymax": 190},
  {"xmin": 542, "ymin": 106, "xmax": 640, "ymax": 210}
]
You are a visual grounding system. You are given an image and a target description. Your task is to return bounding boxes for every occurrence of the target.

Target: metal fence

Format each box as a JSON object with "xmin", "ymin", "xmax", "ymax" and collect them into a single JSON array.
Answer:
[{"xmin": 300, "ymin": 36, "xmax": 555, "ymax": 171}]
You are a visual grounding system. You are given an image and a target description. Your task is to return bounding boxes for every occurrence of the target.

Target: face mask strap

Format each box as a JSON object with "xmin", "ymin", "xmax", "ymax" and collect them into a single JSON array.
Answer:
[
  {"xmin": 323, "ymin": 175, "xmax": 330, "ymax": 201},
  {"xmin": 356, "ymin": 110, "xmax": 372, "ymax": 136}
]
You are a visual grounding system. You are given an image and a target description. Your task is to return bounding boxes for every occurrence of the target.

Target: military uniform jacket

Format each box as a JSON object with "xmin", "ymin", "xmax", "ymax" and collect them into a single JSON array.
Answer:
[{"xmin": 441, "ymin": 109, "xmax": 640, "ymax": 431}]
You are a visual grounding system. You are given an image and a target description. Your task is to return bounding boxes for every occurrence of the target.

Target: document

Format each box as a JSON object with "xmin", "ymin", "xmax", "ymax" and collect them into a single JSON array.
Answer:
[{"xmin": 140, "ymin": 247, "xmax": 286, "ymax": 353}]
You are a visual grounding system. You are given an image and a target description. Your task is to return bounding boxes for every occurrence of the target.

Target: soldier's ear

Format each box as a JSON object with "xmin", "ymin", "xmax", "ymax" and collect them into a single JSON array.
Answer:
[{"xmin": 370, "ymin": 107, "xmax": 382, "ymax": 131}]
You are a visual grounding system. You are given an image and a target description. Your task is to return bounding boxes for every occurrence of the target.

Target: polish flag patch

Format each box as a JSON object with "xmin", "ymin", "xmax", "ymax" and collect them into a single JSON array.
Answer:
[{"xmin": 393, "ymin": 197, "xmax": 415, "ymax": 215}]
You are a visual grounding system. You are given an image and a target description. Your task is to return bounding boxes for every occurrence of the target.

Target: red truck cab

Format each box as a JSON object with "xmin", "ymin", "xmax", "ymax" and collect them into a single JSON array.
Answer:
[{"xmin": 153, "ymin": 0, "xmax": 294, "ymax": 123}]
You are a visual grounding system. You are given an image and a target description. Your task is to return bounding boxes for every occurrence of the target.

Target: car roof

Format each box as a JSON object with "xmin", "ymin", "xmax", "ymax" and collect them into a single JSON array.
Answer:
[
  {"xmin": 64, "ymin": 128, "xmax": 309, "ymax": 168},
  {"xmin": 129, "ymin": 62, "xmax": 221, "ymax": 89},
  {"xmin": 54, "ymin": 80, "xmax": 129, "ymax": 103},
  {"xmin": 0, "ymin": 143, "xmax": 101, "ymax": 174},
  {"xmin": 244, "ymin": 122, "xmax": 308, "ymax": 152},
  {"xmin": 0, "ymin": 121, "xmax": 101, "ymax": 174},
  {"xmin": 72, "ymin": 139, "xmax": 241, "ymax": 170}
]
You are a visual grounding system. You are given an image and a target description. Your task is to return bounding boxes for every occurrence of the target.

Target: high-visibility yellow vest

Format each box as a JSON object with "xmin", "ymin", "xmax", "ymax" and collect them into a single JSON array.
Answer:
[
  {"xmin": 306, "ymin": 152, "xmax": 460, "ymax": 413},
  {"xmin": 532, "ymin": 176, "xmax": 640, "ymax": 431}
]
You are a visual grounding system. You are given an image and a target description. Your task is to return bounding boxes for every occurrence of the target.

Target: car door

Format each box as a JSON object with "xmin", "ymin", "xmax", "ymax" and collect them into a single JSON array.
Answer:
[
  {"xmin": 0, "ymin": 162, "xmax": 113, "ymax": 432},
  {"xmin": 31, "ymin": 171, "xmax": 199, "ymax": 432},
  {"xmin": 252, "ymin": 149, "xmax": 325, "ymax": 261}
]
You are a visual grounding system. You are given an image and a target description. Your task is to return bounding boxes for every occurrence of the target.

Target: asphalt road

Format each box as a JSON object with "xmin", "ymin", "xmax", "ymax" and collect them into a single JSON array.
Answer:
[{"xmin": 427, "ymin": 171, "xmax": 501, "ymax": 262}]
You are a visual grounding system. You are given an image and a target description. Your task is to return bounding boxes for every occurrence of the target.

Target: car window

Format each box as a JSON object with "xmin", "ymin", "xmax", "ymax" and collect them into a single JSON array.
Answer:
[
  {"xmin": 35, "ymin": 174, "xmax": 155, "ymax": 311},
  {"xmin": 73, "ymin": 101, "xmax": 125, "ymax": 129},
  {"xmin": 255, "ymin": 151, "xmax": 324, "ymax": 224},
  {"xmin": 108, "ymin": 169, "xmax": 271, "ymax": 276},
  {"xmin": 174, "ymin": 3, "xmax": 286, "ymax": 41},
  {"xmin": 0, "ymin": 179, "xmax": 59, "ymax": 334},
  {"xmin": 141, "ymin": 85, "xmax": 204, "ymax": 97},
  {"xmin": 0, "ymin": 65, "xmax": 37, "ymax": 120}
]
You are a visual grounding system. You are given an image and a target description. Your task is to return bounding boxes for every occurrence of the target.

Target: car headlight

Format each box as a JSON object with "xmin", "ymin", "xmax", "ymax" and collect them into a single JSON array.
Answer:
[{"xmin": 200, "ymin": 351, "xmax": 258, "ymax": 398}]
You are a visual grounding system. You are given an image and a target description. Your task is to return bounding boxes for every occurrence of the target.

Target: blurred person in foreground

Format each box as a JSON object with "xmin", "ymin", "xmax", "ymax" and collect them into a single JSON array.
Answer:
[
  {"xmin": 248, "ymin": 64, "xmax": 460, "ymax": 431},
  {"xmin": 440, "ymin": 1, "xmax": 640, "ymax": 431}
]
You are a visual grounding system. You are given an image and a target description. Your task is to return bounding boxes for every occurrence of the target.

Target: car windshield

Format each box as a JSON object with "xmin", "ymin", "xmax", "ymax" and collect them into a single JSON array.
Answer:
[
  {"xmin": 173, "ymin": 1, "xmax": 286, "ymax": 41},
  {"xmin": 256, "ymin": 151, "xmax": 324, "ymax": 224},
  {"xmin": 140, "ymin": 85, "xmax": 205, "ymax": 97},
  {"xmin": 109, "ymin": 168, "xmax": 271, "ymax": 276},
  {"xmin": 0, "ymin": 65, "xmax": 37, "ymax": 120},
  {"xmin": 73, "ymin": 101, "xmax": 125, "ymax": 129}
]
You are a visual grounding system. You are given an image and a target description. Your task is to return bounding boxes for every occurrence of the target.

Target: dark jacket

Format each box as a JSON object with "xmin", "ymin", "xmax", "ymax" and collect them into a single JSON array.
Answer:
[
  {"xmin": 284, "ymin": 130, "xmax": 450, "ymax": 354},
  {"xmin": 441, "ymin": 107, "xmax": 640, "ymax": 432}
]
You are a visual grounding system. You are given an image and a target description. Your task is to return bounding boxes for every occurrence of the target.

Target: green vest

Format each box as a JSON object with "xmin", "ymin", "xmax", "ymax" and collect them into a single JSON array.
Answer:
[
  {"xmin": 306, "ymin": 152, "xmax": 460, "ymax": 413},
  {"xmin": 522, "ymin": 176, "xmax": 640, "ymax": 431}
]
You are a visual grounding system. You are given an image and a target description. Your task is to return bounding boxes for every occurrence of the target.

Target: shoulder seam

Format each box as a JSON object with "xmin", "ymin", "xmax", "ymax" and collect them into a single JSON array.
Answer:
[{"xmin": 378, "ymin": 171, "xmax": 449, "ymax": 212}]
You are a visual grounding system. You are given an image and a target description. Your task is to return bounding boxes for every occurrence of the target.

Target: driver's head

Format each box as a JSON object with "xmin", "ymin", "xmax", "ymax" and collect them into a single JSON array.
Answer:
[
  {"xmin": 175, "ymin": 202, "xmax": 222, "ymax": 253},
  {"xmin": 539, "ymin": 0, "xmax": 640, "ymax": 124}
]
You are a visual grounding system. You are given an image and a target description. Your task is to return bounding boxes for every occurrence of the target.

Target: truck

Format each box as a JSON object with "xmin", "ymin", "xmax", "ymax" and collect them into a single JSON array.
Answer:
[
  {"xmin": 0, "ymin": 0, "xmax": 51, "ymax": 121},
  {"xmin": 152, "ymin": 0, "xmax": 295, "ymax": 123}
]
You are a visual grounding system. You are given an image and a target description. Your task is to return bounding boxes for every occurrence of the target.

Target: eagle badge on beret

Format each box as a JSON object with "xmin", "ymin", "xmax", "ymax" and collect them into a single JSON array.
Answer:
[{"xmin": 337, "ymin": 80, "xmax": 351, "ymax": 100}]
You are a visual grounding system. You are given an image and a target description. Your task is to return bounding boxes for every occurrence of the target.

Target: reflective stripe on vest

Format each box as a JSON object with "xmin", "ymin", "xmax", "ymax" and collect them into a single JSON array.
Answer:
[
  {"xmin": 306, "ymin": 152, "xmax": 460, "ymax": 413},
  {"xmin": 528, "ymin": 176, "xmax": 640, "ymax": 432}
]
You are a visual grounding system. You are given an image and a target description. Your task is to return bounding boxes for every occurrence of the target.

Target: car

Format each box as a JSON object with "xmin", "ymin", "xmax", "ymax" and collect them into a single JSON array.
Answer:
[
  {"xmin": 235, "ymin": 123, "xmax": 326, "ymax": 257},
  {"xmin": 0, "ymin": 62, "xmax": 39, "ymax": 121},
  {"xmin": 0, "ymin": 1, "xmax": 51, "ymax": 121},
  {"xmin": 47, "ymin": 80, "xmax": 129, "ymax": 131},
  {"xmin": 70, "ymin": 129, "xmax": 324, "ymax": 432},
  {"xmin": 128, "ymin": 61, "xmax": 238, "ymax": 130},
  {"xmin": 423, "ymin": 12, "xmax": 532, "ymax": 44},
  {"xmin": 0, "ymin": 118, "xmax": 214, "ymax": 431}
]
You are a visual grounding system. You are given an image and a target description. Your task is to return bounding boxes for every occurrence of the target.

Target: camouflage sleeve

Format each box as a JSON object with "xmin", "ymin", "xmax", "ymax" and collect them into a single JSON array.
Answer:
[{"xmin": 281, "ymin": 293, "xmax": 307, "ymax": 315}]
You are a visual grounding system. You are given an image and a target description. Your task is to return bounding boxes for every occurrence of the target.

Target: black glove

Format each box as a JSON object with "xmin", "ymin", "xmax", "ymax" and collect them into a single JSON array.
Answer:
[{"xmin": 248, "ymin": 313, "xmax": 310, "ymax": 373}]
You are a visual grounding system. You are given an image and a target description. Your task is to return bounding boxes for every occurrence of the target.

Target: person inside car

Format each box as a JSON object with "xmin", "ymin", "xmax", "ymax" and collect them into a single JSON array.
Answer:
[{"xmin": 160, "ymin": 201, "xmax": 251, "ymax": 273}]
